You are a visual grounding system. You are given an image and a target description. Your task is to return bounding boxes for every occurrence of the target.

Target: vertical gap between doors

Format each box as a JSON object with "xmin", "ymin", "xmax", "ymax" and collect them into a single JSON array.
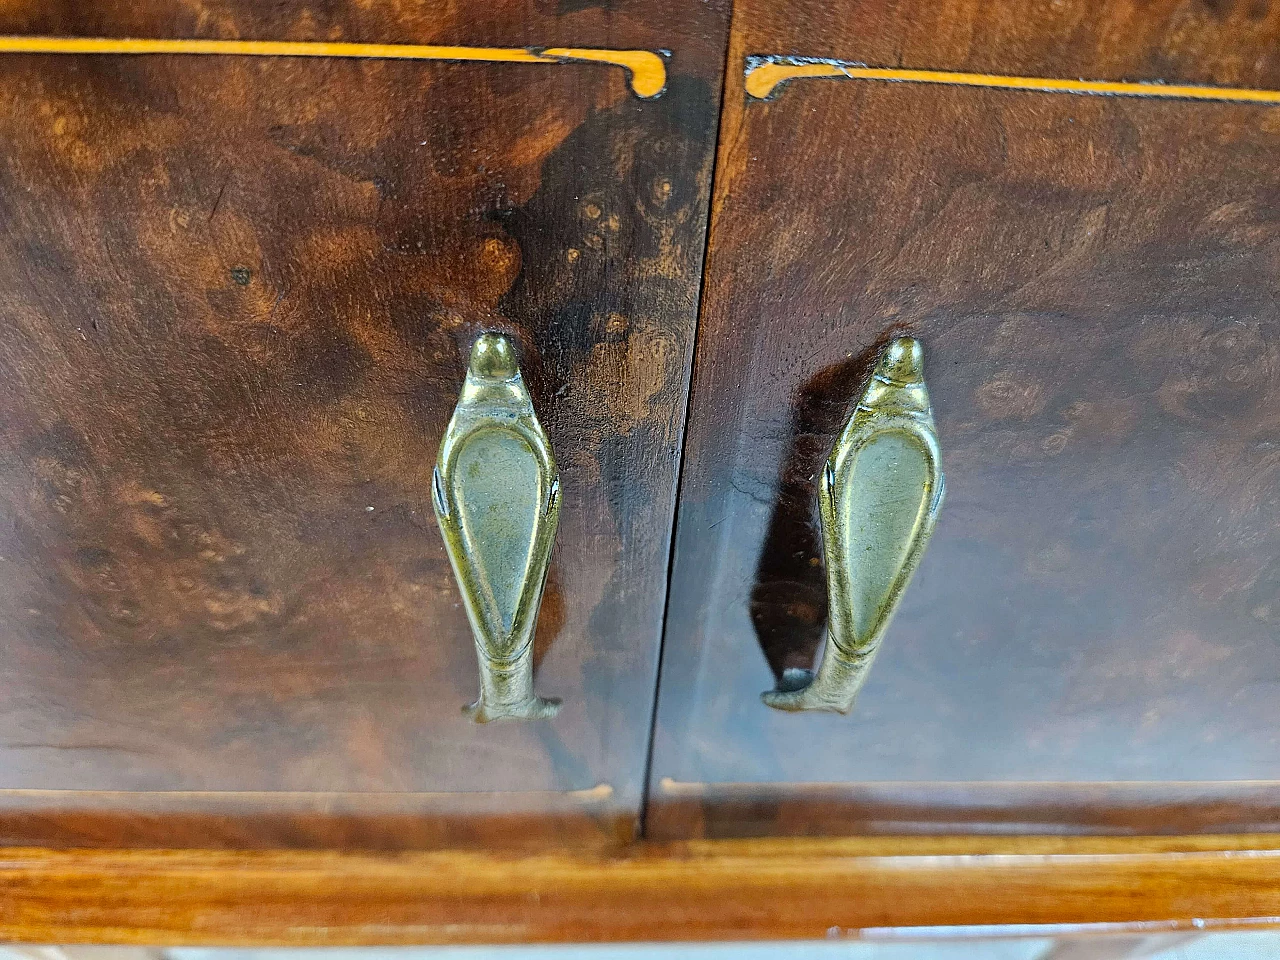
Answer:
[{"xmin": 636, "ymin": 7, "xmax": 740, "ymax": 840}]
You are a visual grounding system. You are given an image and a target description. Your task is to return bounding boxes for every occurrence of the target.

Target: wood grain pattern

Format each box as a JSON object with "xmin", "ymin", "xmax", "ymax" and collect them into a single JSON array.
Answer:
[
  {"xmin": 1, "ymin": 836, "xmax": 1280, "ymax": 944},
  {"xmin": 0, "ymin": 0, "xmax": 729, "ymax": 846},
  {"xmin": 651, "ymin": 0, "xmax": 1280, "ymax": 837},
  {"xmin": 651, "ymin": 780, "xmax": 1280, "ymax": 839},
  {"xmin": 0, "ymin": 785, "xmax": 627, "ymax": 851}
]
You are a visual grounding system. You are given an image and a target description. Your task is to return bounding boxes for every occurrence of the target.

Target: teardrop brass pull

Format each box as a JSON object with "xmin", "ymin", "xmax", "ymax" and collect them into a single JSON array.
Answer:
[
  {"xmin": 763, "ymin": 336, "xmax": 945, "ymax": 714},
  {"xmin": 433, "ymin": 333, "xmax": 562, "ymax": 722}
]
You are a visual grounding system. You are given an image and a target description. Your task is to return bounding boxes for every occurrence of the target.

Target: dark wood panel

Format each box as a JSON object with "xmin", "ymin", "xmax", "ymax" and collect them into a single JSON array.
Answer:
[
  {"xmin": 651, "ymin": 0, "xmax": 1280, "ymax": 837},
  {"xmin": 0, "ymin": 0, "xmax": 729, "ymax": 845},
  {"xmin": 1, "ymin": 836, "xmax": 1280, "ymax": 944}
]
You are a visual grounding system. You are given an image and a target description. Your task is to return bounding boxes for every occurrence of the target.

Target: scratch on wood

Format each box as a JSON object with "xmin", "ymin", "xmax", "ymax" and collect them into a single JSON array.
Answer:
[{"xmin": 207, "ymin": 175, "xmax": 230, "ymax": 225}]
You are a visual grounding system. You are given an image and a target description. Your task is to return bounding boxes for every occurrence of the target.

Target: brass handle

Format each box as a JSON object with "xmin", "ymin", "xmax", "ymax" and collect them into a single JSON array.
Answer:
[
  {"xmin": 763, "ymin": 337, "xmax": 945, "ymax": 714},
  {"xmin": 433, "ymin": 334, "xmax": 562, "ymax": 722}
]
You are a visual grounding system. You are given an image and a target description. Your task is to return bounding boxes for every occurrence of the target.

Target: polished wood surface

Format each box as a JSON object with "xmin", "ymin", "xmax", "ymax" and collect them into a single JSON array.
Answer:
[
  {"xmin": 650, "ymin": 0, "xmax": 1280, "ymax": 837},
  {"xmin": 1, "ymin": 836, "xmax": 1280, "ymax": 944},
  {"xmin": 651, "ymin": 780, "xmax": 1280, "ymax": 839},
  {"xmin": 0, "ymin": 0, "xmax": 729, "ymax": 845}
]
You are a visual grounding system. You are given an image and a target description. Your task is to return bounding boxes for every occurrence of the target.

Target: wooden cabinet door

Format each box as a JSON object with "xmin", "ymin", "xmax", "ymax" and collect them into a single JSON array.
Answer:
[
  {"xmin": 650, "ymin": 0, "xmax": 1280, "ymax": 838},
  {"xmin": 0, "ymin": 1, "xmax": 728, "ymax": 847}
]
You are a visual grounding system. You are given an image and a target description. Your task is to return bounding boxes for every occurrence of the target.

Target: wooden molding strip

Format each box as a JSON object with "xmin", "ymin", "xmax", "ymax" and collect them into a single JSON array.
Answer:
[
  {"xmin": 745, "ymin": 55, "xmax": 1280, "ymax": 104},
  {"xmin": 0, "ymin": 35, "xmax": 668, "ymax": 98},
  {"xmin": 648, "ymin": 778, "xmax": 1280, "ymax": 839},
  {"xmin": 2, "ymin": 836, "xmax": 1280, "ymax": 944},
  {"xmin": 0, "ymin": 783, "xmax": 613, "ymax": 805},
  {"xmin": 0, "ymin": 785, "xmax": 626, "ymax": 849},
  {"xmin": 658, "ymin": 777, "xmax": 1280, "ymax": 793}
]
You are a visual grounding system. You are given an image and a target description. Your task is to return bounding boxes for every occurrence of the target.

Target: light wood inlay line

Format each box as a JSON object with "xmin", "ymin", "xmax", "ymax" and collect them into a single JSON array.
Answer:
[
  {"xmin": 659, "ymin": 777, "xmax": 1280, "ymax": 794},
  {"xmin": 745, "ymin": 56, "xmax": 1280, "ymax": 104},
  {"xmin": 0, "ymin": 783, "xmax": 614, "ymax": 803},
  {"xmin": 0, "ymin": 35, "xmax": 668, "ymax": 97}
]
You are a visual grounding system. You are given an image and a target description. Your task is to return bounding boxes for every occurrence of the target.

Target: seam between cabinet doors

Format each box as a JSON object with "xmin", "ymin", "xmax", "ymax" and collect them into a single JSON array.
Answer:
[{"xmin": 636, "ymin": 1, "xmax": 737, "ymax": 842}]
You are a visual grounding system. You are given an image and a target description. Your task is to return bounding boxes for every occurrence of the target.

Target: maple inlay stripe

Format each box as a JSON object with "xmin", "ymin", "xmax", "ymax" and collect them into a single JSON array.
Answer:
[
  {"xmin": 745, "ymin": 58, "xmax": 1280, "ymax": 105},
  {"xmin": 0, "ymin": 35, "xmax": 668, "ymax": 98}
]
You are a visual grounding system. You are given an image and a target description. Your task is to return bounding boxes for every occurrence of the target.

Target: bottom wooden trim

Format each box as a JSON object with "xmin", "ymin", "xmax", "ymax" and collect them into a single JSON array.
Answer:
[
  {"xmin": 646, "ymin": 779, "xmax": 1280, "ymax": 838},
  {"xmin": 2, "ymin": 836, "xmax": 1280, "ymax": 944},
  {"xmin": 0, "ymin": 786, "xmax": 630, "ymax": 851}
]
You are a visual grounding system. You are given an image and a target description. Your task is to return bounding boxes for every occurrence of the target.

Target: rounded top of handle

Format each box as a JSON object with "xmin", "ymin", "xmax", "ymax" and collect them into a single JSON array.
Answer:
[
  {"xmin": 878, "ymin": 336, "xmax": 924, "ymax": 384},
  {"xmin": 469, "ymin": 333, "xmax": 520, "ymax": 381}
]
